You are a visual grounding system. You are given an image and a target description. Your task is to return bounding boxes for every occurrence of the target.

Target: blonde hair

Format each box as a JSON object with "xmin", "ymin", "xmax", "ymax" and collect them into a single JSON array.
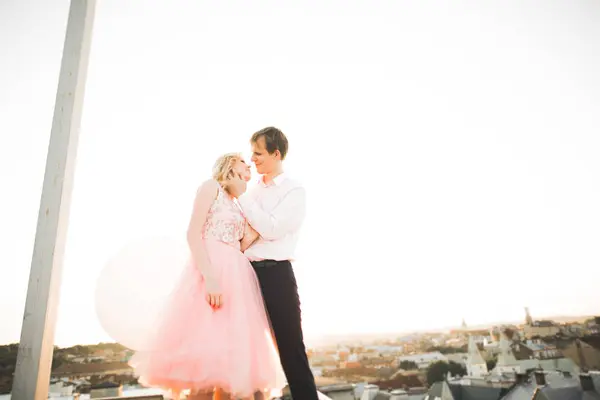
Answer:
[{"xmin": 212, "ymin": 152, "xmax": 242, "ymax": 187}]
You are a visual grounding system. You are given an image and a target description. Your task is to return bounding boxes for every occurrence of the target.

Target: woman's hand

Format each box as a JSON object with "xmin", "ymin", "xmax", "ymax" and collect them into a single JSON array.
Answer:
[
  {"xmin": 204, "ymin": 278, "xmax": 223, "ymax": 309},
  {"xmin": 206, "ymin": 292, "xmax": 223, "ymax": 309}
]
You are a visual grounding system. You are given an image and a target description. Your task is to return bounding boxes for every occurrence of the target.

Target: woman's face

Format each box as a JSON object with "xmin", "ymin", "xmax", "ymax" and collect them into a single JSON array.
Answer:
[{"xmin": 232, "ymin": 158, "xmax": 251, "ymax": 182}]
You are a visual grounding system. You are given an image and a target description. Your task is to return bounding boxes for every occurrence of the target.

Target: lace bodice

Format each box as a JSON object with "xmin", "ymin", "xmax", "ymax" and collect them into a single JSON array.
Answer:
[{"xmin": 202, "ymin": 186, "xmax": 245, "ymax": 248}]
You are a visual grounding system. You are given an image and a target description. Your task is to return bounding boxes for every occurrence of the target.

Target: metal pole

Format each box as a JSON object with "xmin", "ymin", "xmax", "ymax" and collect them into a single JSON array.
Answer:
[{"xmin": 12, "ymin": 1, "xmax": 96, "ymax": 399}]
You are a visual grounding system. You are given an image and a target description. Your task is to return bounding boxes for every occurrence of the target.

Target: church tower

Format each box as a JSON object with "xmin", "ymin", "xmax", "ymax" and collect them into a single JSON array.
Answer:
[
  {"xmin": 466, "ymin": 335, "xmax": 488, "ymax": 378},
  {"xmin": 489, "ymin": 327, "xmax": 497, "ymax": 342},
  {"xmin": 525, "ymin": 307, "xmax": 533, "ymax": 325}
]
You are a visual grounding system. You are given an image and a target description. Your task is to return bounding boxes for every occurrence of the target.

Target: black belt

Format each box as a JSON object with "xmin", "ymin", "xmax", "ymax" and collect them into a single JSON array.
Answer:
[{"xmin": 251, "ymin": 259, "xmax": 289, "ymax": 268}]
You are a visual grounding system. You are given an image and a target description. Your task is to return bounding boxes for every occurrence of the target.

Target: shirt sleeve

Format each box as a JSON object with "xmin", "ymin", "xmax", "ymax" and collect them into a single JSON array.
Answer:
[{"xmin": 238, "ymin": 186, "xmax": 306, "ymax": 241}]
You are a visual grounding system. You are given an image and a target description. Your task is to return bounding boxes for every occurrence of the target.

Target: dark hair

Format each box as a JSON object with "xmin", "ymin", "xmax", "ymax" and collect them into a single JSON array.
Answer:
[{"xmin": 251, "ymin": 127, "xmax": 289, "ymax": 160}]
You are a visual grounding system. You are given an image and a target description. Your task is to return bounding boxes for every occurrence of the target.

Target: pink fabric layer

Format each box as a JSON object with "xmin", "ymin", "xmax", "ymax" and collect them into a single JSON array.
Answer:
[{"xmin": 129, "ymin": 239, "xmax": 284, "ymax": 398}]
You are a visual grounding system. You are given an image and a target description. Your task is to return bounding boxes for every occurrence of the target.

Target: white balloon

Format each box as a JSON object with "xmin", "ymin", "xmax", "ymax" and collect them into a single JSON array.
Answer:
[{"xmin": 95, "ymin": 236, "xmax": 189, "ymax": 351}]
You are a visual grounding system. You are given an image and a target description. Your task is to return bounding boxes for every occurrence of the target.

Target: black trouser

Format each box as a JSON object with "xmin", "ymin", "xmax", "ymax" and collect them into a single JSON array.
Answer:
[{"xmin": 251, "ymin": 260, "xmax": 318, "ymax": 400}]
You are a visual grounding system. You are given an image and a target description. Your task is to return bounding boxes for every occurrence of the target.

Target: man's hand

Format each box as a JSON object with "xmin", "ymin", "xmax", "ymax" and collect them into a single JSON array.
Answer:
[
  {"xmin": 241, "ymin": 223, "xmax": 260, "ymax": 252},
  {"xmin": 227, "ymin": 173, "xmax": 247, "ymax": 198}
]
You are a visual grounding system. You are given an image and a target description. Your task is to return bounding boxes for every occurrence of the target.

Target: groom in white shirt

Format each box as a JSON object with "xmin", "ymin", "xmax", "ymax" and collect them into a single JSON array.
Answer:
[{"xmin": 229, "ymin": 127, "xmax": 318, "ymax": 400}]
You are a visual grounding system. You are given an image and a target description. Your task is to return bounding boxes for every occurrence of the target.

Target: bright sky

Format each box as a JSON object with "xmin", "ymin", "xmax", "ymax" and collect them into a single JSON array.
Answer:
[{"xmin": 1, "ymin": 0, "xmax": 600, "ymax": 347}]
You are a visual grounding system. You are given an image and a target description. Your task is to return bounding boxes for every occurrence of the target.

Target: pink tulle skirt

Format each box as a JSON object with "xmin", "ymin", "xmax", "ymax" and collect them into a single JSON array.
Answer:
[{"xmin": 129, "ymin": 239, "xmax": 284, "ymax": 398}]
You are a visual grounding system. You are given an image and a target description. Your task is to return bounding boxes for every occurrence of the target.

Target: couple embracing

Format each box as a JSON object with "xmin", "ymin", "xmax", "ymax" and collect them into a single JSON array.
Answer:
[{"xmin": 130, "ymin": 127, "xmax": 318, "ymax": 400}]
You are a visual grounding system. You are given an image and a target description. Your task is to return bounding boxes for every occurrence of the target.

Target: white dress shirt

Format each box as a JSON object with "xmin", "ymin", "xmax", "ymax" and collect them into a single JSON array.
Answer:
[{"xmin": 237, "ymin": 173, "xmax": 306, "ymax": 262}]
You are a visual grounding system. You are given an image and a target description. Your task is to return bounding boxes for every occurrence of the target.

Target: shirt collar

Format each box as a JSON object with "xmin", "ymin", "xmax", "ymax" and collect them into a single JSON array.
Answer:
[{"xmin": 259, "ymin": 173, "xmax": 286, "ymax": 187}]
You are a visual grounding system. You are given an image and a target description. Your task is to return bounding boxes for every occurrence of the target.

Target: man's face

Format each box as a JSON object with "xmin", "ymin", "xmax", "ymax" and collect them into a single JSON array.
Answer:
[{"xmin": 251, "ymin": 136, "xmax": 279, "ymax": 175}]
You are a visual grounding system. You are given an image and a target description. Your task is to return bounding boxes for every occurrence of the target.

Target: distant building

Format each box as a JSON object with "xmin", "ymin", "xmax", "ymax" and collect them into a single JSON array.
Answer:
[
  {"xmin": 317, "ymin": 383, "xmax": 355, "ymax": 400},
  {"xmin": 429, "ymin": 370, "xmax": 600, "ymax": 399},
  {"xmin": 354, "ymin": 383, "xmax": 426, "ymax": 400},
  {"xmin": 522, "ymin": 320, "xmax": 561, "ymax": 339},
  {"xmin": 563, "ymin": 323, "xmax": 587, "ymax": 337},
  {"xmin": 492, "ymin": 334, "xmax": 579, "ymax": 375},
  {"xmin": 512, "ymin": 339, "xmax": 562, "ymax": 360},
  {"xmin": 90, "ymin": 382, "xmax": 122, "ymax": 399},
  {"xmin": 494, "ymin": 334, "xmax": 521, "ymax": 375},
  {"xmin": 426, "ymin": 378, "xmax": 510, "ymax": 400},
  {"xmin": 560, "ymin": 336, "xmax": 600, "ymax": 371},
  {"xmin": 48, "ymin": 380, "xmax": 75, "ymax": 397},
  {"xmin": 466, "ymin": 336, "xmax": 488, "ymax": 378},
  {"xmin": 502, "ymin": 370, "xmax": 600, "ymax": 399},
  {"xmin": 522, "ymin": 308, "xmax": 560, "ymax": 338},
  {"xmin": 587, "ymin": 317, "xmax": 600, "ymax": 335},
  {"xmin": 364, "ymin": 345, "xmax": 404, "ymax": 356}
]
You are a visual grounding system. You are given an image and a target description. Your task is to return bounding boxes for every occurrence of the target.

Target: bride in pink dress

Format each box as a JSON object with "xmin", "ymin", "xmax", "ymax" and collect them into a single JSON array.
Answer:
[{"xmin": 129, "ymin": 153, "xmax": 283, "ymax": 400}]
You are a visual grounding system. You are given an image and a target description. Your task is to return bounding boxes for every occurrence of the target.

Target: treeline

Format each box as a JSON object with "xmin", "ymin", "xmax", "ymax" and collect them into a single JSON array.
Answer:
[
  {"xmin": 425, "ymin": 361, "xmax": 467, "ymax": 386},
  {"xmin": 425, "ymin": 345, "xmax": 468, "ymax": 354}
]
